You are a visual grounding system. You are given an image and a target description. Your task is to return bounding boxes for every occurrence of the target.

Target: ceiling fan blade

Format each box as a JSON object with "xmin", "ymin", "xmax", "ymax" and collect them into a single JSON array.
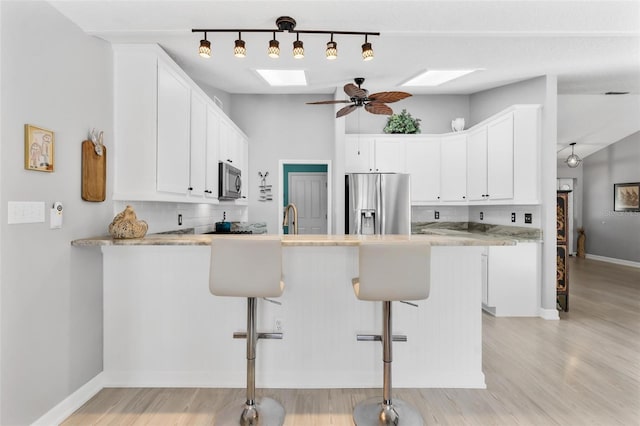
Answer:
[
  {"xmin": 344, "ymin": 83, "xmax": 368, "ymax": 99},
  {"xmin": 368, "ymin": 91, "xmax": 412, "ymax": 103},
  {"xmin": 306, "ymin": 100, "xmax": 352, "ymax": 105},
  {"xmin": 365, "ymin": 102, "xmax": 393, "ymax": 115},
  {"xmin": 336, "ymin": 104, "xmax": 358, "ymax": 118}
]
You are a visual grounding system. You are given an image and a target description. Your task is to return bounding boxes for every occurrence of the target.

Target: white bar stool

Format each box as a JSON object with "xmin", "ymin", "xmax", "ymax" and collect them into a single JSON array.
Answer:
[
  {"xmin": 352, "ymin": 241, "xmax": 431, "ymax": 426},
  {"xmin": 209, "ymin": 236, "xmax": 285, "ymax": 426}
]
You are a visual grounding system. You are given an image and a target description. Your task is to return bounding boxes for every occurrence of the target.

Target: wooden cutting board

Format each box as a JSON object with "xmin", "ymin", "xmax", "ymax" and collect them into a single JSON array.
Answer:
[{"xmin": 81, "ymin": 140, "xmax": 106, "ymax": 202}]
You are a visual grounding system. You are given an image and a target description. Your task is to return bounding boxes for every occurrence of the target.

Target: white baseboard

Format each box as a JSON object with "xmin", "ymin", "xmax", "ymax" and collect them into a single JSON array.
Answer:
[
  {"xmin": 539, "ymin": 308, "xmax": 560, "ymax": 320},
  {"xmin": 585, "ymin": 254, "xmax": 640, "ymax": 269},
  {"xmin": 31, "ymin": 372, "xmax": 105, "ymax": 426}
]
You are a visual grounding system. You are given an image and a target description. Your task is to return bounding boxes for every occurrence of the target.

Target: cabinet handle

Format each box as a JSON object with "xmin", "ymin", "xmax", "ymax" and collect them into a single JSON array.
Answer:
[
  {"xmin": 462, "ymin": 196, "xmax": 466, "ymax": 199},
  {"xmin": 205, "ymin": 190, "xmax": 212, "ymax": 194},
  {"xmin": 188, "ymin": 187, "xmax": 193, "ymax": 191},
  {"xmin": 437, "ymin": 196, "xmax": 440, "ymax": 199},
  {"xmin": 227, "ymin": 159, "xmax": 233, "ymax": 163}
]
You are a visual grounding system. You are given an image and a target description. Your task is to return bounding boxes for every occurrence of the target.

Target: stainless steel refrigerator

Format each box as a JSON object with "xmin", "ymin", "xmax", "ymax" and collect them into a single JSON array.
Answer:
[{"xmin": 345, "ymin": 173, "xmax": 411, "ymax": 235}]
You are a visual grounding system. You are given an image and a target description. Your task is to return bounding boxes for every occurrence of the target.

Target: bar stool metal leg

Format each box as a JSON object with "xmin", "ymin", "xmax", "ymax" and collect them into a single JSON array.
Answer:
[
  {"xmin": 353, "ymin": 301, "xmax": 424, "ymax": 426},
  {"xmin": 214, "ymin": 297, "xmax": 285, "ymax": 426}
]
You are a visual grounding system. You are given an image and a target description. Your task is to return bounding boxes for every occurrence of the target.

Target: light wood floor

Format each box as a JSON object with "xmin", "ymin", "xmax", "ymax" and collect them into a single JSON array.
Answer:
[{"xmin": 62, "ymin": 257, "xmax": 640, "ymax": 425}]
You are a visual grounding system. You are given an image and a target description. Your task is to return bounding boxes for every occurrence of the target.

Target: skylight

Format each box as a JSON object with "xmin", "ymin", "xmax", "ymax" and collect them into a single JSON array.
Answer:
[
  {"xmin": 402, "ymin": 69, "xmax": 480, "ymax": 87},
  {"xmin": 256, "ymin": 69, "xmax": 307, "ymax": 86}
]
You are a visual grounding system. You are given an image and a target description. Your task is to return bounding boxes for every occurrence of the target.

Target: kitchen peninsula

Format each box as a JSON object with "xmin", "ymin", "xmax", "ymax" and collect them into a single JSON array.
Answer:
[{"xmin": 72, "ymin": 234, "xmax": 514, "ymax": 389}]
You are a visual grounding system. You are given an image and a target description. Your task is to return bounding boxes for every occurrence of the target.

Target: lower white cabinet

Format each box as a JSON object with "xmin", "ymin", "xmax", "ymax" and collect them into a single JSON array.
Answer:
[{"xmin": 482, "ymin": 242, "xmax": 540, "ymax": 317}]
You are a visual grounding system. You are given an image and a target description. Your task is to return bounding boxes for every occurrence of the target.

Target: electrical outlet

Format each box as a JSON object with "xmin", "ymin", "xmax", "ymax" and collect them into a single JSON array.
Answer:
[
  {"xmin": 275, "ymin": 318, "xmax": 284, "ymax": 332},
  {"xmin": 480, "ymin": 211, "xmax": 484, "ymax": 220},
  {"xmin": 511, "ymin": 212, "xmax": 516, "ymax": 223},
  {"xmin": 178, "ymin": 214, "xmax": 183, "ymax": 226},
  {"xmin": 434, "ymin": 211, "xmax": 440, "ymax": 220},
  {"xmin": 524, "ymin": 213, "xmax": 532, "ymax": 224}
]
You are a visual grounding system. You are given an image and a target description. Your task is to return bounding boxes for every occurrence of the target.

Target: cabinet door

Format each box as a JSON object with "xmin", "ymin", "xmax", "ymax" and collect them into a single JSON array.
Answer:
[
  {"xmin": 405, "ymin": 138, "xmax": 441, "ymax": 202},
  {"xmin": 487, "ymin": 113, "xmax": 514, "ymax": 200},
  {"xmin": 374, "ymin": 139, "xmax": 405, "ymax": 172},
  {"xmin": 345, "ymin": 136, "xmax": 374, "ymax": 173},
  {"xmin": 218, "ymin": 119, "xmax": 235, "ymax": 165},
  {"xmin": 466, "ymin": 127, "xmax": 488, "ymax": 201},
  {"xmin": 188, "ymin": 91, "xmax": 207, "ymax": 197},
  {"xmin": 440, "ymin": 134, "xmax": 467, "ymax": 201},
  {"xmin": 205, "ymin": 106, "xmax": 220, "ymax": 199},
  {"xmin": 157, "ymin": 62, "xmax": 191, "ymax": 194}
]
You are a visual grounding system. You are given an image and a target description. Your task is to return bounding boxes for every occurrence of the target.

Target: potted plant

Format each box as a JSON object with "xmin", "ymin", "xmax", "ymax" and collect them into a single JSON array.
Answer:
[{"xmin": 383, "ymin": 109, "xmax": 421, "ymax": 134}]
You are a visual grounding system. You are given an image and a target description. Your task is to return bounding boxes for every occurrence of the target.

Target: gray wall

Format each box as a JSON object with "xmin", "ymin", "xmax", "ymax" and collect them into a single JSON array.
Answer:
[
  {"xmin": 230, "ymin": 94, "xmax": 335, "ymax": 234},
  {"xmin": 1, "ymin": 2, "xmax": 114, "ymax": 424},
  {"xmin": 583, "ymin": 132, "xmax": 640, "ymax": 262},
  {"xmin": 469, "ymin": 75, "xmax": 558, "ymax": 314},
  {"xmin": 344, "ymin": 95, "xmax": 470, "ymax": 134}
]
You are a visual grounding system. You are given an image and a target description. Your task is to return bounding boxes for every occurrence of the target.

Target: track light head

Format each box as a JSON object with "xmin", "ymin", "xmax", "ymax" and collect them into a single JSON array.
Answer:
[{"xmin": 199, "ymin": 37, "xmax": 211, "ymax": 58}]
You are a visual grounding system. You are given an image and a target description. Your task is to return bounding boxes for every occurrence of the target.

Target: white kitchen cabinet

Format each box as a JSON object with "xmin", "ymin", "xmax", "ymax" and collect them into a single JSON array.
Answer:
[
  {"xmin": 487, "ymin": 112, "xmax": 514, "ymax": 200},
  {"xmin": 482, "ymin": 242, "xmax": 540, "ymax": 317},
  {"xmin": 156, "ymin": 60, "xmax": 191, "ymax": 195},
  {"xmin": 344, "ymin": 135, "xmax": 405, "ymax": 173},
  {"xmin": 204, "ymin": 106, "xmax": 220, "ymax": 199},
  {"xmin": 440, "ymin": 133, "xmax": 467, "ymax": 202},
  {"xmin": 466, "ymin": 127, "xmax": 488, "ymax": 201},
  {"xmin": 188, "ymin": 90, "xmax": 207, "ymax": 198},
  {"xmin": 219, "ymin": 118, "xmax": 243, "ymax": 167},
  {"xmin": 405, "ymin": 137, "xmax": 441, "ymax": 203},
  {"xmin": 112, "ymin": 44, "xmax": 247, "ymax": 204}
]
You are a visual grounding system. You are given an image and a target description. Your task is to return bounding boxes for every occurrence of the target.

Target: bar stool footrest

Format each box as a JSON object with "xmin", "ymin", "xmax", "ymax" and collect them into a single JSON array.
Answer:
[
  {"xmin": 233, "ymin": 332, "xmax": 283, "ymax": 340},
  {"xmin": 356, "ymin": 334, "xmax": 407, "ymax": 342}
]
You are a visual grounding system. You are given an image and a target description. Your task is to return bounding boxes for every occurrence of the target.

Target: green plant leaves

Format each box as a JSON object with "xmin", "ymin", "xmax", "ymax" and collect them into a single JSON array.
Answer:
[{"xmin": 383, "ymin": 109, "xmax": 422, "ymax": 134}]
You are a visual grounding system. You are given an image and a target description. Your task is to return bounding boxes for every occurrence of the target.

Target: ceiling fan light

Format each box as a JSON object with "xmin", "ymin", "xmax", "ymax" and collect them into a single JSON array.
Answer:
[
  {"xmin": 565, "ymin": 143, "xmax": 582, "ymax": 168},
  {"xmin": 326, "ymin": 41, "xmax": 337, "ymax": 60},
  {"xmin": 199, "ymin": 39, "xmax": 211, "ymax": 58},
  {"xmin": 293, "ymin": 40, "xmax": 304, "ymax": 59},
  {"xmin": 362, "ymin": 42, "xmax": 374, "ymax": 61},
  {"xmin": 268, "ymin": 37, "xmax": 280, "ymax": 58},
  {"xmin": 234, "ymin": 38, "xmax": 246, "ymax": 58}
]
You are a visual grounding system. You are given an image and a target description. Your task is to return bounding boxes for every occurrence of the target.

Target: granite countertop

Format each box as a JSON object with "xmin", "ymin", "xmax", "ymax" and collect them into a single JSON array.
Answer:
[
  {"xmin": 71, "ymin": 233, "xmax": 516, "ymax": 248},
  {"xmin": 411, "ymin": 222, "xmax": 542, "ymax": 242}
]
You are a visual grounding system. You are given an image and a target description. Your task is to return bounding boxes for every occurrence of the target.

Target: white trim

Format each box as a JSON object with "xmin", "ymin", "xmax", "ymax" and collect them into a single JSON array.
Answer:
[
  {"xmin": 30, "ymin": 373, "xmax": 106, "ymax": 426},
  {"xmin": 585, "ymin": 254, "xmax": 640, "ymax": 269},
  {"xmin": 539, "ymin": 308, "xmax": 560, "ymax": 320}
]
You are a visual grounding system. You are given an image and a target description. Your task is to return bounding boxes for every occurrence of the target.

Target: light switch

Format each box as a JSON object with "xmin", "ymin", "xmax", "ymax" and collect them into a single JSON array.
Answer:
[{"xmin": 8, "ymin": 201, "xmax": 45, "ymax": 224}]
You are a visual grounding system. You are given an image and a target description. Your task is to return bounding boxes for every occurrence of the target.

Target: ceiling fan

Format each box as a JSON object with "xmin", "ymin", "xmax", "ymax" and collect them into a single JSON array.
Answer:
[{"xmin": 307, "ymin": 77, "xmax": 412, "ymax": 118}]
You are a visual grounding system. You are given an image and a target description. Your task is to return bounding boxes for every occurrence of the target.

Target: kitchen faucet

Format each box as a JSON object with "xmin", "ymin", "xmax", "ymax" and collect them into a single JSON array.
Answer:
[{"xmin": 283, "ymin": 203, "xmax": 298, "ymax": 235}]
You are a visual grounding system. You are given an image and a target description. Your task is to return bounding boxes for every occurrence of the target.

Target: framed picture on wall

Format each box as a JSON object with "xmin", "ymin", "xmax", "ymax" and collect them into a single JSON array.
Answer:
[
  {"xmin": 614, "ymin": 182, "xmax": 640, "ymax": 212},
  {"xmin": 24, "ymin": 124, "xmax": 55, "ymax": 172}
]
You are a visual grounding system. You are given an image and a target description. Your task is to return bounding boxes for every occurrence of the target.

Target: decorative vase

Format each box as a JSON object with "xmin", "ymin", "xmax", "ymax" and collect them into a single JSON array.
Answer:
[
  {"xmin": 109, "ymin": 205, "xmax": 148, "ymax": 239},
  {"xmin": 451, "ymin": 118, "xmax": 465, "ymax": 132}
]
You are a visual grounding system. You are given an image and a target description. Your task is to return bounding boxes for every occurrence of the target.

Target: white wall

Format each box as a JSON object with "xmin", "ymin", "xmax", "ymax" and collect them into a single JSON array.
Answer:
[
  {"xmin": 0, "ymin": 2, "xmax": 113, "ymax": 424},
  {"xmin": 345, "ymin": 95, "xmax": 470, "ymax": 134},
  {"xmin": 470, "ymin": 76, "xmax": 558, "ymax": 316},
  {"xmin": 230, "ymin": 94, "xmax": 335, "ymax": 234}
]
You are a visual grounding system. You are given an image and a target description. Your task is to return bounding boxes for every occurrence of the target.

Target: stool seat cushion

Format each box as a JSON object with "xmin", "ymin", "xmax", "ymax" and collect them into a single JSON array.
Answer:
[
  {"xmin": 210, "ymin": 236, "xmax": 284, "ymax": 298},
  {"xmin": 353, "ymin": 241, "xmax": 430, "ymax": 301}
]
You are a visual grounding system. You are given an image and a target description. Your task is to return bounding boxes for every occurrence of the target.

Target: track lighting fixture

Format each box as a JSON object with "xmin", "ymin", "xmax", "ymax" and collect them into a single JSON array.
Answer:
[
  {"xmin": 192, "ymin": 16, "xmax": 378, "ymax": 61},
  {"xmin": 199, "ymin": 33, "xmax": 211, "ymax": 58},
  {"xmin": 565, "ymin": 142, "xmax": 582, "ymax": 168},
  {"xmin": 234, "ymin": 32, "xmax": 246, "ymax": 58},
  {"xmin": 293, "ymin": 33, "xmax": 304, "ymax": 59},
  {"xmin": 362, "ymin": 35, "xmax": 374, "ymax": 61},
  {"xmin": 268, "ymin": 32, "xmax": 280, "ymax": 58},
  {"xmin": 326, "ymin": 34, "xmax": 338, "ymax": 60}
]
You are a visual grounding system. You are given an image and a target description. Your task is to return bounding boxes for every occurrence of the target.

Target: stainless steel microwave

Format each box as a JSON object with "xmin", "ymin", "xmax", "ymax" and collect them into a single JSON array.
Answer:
[{"xmin": 218, "ymin": 162, "xmax": 242, "ymax": 200}]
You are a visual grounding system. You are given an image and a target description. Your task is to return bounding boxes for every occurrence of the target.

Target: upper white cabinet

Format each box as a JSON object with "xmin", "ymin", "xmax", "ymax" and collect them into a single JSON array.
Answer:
[
  {"xmin": 440, "ymin": 133, "xmax": 467, "ymax": 202},
  {"xmin": 188, "ymin": 90, "xmax": 208, "ymax": 198},
  {"xmin": 405, "ymin": 137, "xmax": 441, "ymax": 203},
  {"xmin": 345, "ymin": 136, "xmax": 405, "ymax": 173},
  {"xmin": 113, "ymin": 44, "xmax": 248, "ymax": 204},
  {"xmin": 487, "ymin": 112, "xmax": 514, "ymax": 200},
  {"xmin": 466, "ymin": 126, "xmax": 488, "ymax": 201}
]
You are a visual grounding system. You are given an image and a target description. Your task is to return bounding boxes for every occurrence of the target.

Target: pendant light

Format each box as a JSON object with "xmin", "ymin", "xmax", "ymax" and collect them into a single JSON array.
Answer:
[
  {"xmin": 362, "ymin": 34, "xmax": 374, "ymax": 61},
  {"xmin": 268, "ymin": 32, "xmax": 280, "ymax": 58},
  {"xmin": 234, "ymin": 32, "xmax": 246, "ymax": 58},
  {"xmin": 326, "ymin": 34, "xmax": 338, "ymax": 60},
  {"xmin": 199, "ymin": 33, "xmax": 211, "ymax": 58},
  {"xmin": 565, "ymin": 142, "xmax": 582, "ymax": 168},
  {"xmin": 293, "ymin": 33, "xmax": 304, "ymax": 59}
]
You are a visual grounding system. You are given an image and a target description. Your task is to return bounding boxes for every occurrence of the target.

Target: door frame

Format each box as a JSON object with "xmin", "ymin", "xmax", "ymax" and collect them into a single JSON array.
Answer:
[{"xmin": 278, "ymin": 160, "xmax": 332, "ymax": 235}]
